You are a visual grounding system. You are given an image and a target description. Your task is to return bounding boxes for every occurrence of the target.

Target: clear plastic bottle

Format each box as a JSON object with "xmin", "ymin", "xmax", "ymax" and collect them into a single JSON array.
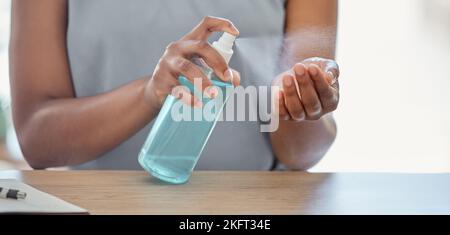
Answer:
[{"xmin": 139, "ymin": 32, "xmax": 236, "ymax": 184}]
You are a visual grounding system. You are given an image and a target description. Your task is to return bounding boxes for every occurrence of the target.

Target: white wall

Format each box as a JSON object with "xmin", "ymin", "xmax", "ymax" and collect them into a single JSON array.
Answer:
[
  {"xmin": 0, "ymin": 0, "xmax": 10, "ymax": 102},
  {"xmin": 313, "ymin": 0, "xmax": 450, "ymax": 173}
]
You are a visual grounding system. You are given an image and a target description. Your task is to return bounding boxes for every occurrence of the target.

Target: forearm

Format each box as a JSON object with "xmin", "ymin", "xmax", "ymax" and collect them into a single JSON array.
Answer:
[
  {"xmin": 271, "ymin": 41, "xmax": 338, "ymax": 170},
  {"xmin": 15, "ymin": 78, "xmax": 157, "ymax": 168},
  {"xmin": 269, "ymin": 0, "xmax": 338, "ymax": 170},
  {"xmin": 270, "ymin": 115, "xmax": 336, "ymax": 170}
]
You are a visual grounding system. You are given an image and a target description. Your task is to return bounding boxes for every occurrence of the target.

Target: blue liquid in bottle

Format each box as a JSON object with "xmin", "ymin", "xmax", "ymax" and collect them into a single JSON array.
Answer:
[{"xmin": 139, "ymin": 32, "xmax": 236, "ymax": 184}]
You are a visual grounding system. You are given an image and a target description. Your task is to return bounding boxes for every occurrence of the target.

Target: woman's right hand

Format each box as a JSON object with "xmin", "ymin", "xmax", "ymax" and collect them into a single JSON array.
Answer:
[{"xmin": 144, "ymin": 16, "xmax": 240, "ymax": 112}]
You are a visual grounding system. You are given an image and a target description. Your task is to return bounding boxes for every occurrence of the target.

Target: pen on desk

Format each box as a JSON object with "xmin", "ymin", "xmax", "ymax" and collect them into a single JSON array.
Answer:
[{"xmin": 0, "ymin": 187, "xmax": 27, "ymax": 200}]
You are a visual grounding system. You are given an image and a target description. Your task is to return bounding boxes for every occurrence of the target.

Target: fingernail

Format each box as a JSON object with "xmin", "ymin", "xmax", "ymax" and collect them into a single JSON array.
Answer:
[
  {"xmin": 207, "ymin": 86, "xmax": 218, "ymax": 98},
  {"xmin": 283, "ymin": 76, "xmax": 293, "ymax": 87},
  {"xmin": 294, "ymin": 64, "xmax": 305, "ymax": 76},
  {"xmin": 327, "ymin": 71, "xmax": 336, "ymax": 84},
  {"xmin": 193, "ymin": 97, "xmax": 203, "ymax": 108},
  {"xmin": 225, "ymin": 69, "xmax": 234, "ymax": 82},
  {"xmin": 194, "ymin": 100, "xmax": 203, "ymax": 108},
  {"xmin": 175, "ymin": 92, "xmax": 183, "ymax": 99},
  {"xmin": 309, "ymin": 66, "xmax": 318, "ymax": 76},
  {"xmin": 232, "ymin": 72, "xmax": 241, "ymax": 87}
]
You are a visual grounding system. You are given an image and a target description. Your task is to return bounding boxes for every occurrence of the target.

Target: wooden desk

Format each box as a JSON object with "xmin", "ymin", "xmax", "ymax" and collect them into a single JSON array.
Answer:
[{"xmin": 1, "ymin": 170, "xmax": 449, "ymax": 214}]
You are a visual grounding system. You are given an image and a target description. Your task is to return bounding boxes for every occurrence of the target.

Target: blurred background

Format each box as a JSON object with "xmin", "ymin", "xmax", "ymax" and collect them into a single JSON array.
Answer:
[{"xmin": 0, "ymin": 0, "xmax": 449, "ymax": 172}]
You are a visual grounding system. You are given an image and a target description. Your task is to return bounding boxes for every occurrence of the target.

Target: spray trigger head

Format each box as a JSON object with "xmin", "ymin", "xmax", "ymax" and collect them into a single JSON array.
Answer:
[{"xmin": 212, "ymin": 32, "xmax": 237, "ymax": 64}]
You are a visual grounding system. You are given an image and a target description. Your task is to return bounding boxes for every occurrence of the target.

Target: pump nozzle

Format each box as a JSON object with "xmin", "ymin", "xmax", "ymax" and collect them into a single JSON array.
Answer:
[{"xmin": 212, "ymin": 32, "xmax": 236, "ymax": 64}]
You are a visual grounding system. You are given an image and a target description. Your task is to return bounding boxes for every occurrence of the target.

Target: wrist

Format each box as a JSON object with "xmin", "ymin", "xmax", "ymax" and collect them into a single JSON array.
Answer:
[{"xmin": 138, "ymin": 77, "xmax": 161, "ymax": 117}]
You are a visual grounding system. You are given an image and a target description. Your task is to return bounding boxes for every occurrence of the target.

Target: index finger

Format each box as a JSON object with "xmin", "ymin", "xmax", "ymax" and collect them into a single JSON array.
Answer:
[{"xmin": 183, "ymin": 16, "xmax": 240, "ymax": 40}]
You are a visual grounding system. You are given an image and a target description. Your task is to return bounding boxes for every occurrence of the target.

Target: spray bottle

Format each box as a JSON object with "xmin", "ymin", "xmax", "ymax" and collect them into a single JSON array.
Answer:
[{"xmin": 139, "ymin": 32, "xmax": 237, "ymax": 184}]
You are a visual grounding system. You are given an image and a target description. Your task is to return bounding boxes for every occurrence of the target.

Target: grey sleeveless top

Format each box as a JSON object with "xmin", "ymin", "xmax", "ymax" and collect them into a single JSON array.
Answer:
[{"xmin": 67, "ymin": 0, "xmax": 286, "ymax": 170}]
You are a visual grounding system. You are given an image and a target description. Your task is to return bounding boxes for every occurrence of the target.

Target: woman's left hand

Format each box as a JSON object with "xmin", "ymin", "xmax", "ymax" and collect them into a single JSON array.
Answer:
[{"xmin": 273, "ymin": 57, "xmax": 340, "ymax": 121}]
